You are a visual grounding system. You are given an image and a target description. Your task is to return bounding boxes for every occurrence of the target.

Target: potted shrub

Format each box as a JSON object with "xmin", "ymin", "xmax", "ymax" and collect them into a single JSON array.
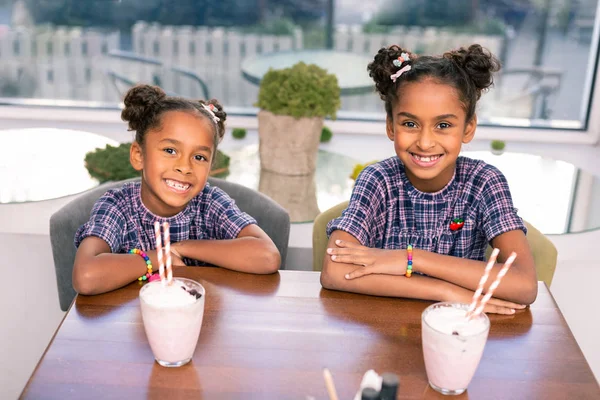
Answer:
[
  {"xmin": 255, "ymin": 62, "xmax": 341, "ymax": 176},
  {"xmin": 490, "ymin": 140, "xmax": 506, "ymax": 155},
  {"xmin": 232, "ymin": 128, "xmax": 247, "ymax": 140},
  {"xmin": 85, "ymin": 143, "xmax": 231, "ymax": 183}
]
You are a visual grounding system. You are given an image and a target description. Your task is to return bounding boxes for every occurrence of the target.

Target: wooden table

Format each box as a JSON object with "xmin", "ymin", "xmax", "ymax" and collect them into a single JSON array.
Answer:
[{"xmin": 22, "ymin": 268, "xmax": 599, "ymax": 399}]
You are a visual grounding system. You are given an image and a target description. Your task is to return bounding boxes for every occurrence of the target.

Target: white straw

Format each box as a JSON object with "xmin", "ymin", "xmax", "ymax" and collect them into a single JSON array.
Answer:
[
  {"xmin": 470, "ymin": 252, "xmax": 517, "ymax": 318},
  {"xmin": 154, "ymin": 221, "xmax": 165, "ymax": 284},
  {"xmin": 467, "ymin": 248, "xmax": 500, "ymax": 316},
  {"xmin": 163, "ymin": 222, "xmax": 173, "ymax": 285}
]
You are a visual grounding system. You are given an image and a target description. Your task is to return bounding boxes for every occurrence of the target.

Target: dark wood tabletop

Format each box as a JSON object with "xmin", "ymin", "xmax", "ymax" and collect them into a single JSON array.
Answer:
[{"xmin": 21, "ymin": 267, "xmax": 599, "ymax": 399}]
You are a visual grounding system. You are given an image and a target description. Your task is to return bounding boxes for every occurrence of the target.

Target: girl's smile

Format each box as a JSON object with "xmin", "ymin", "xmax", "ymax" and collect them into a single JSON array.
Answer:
[
  {"xmin": 164, "ymin": 178, "xmax": 192, "ymax": 194},
  {"xmin": 409, "ymin": 152, "xmax": 444, "ymax": 168}
]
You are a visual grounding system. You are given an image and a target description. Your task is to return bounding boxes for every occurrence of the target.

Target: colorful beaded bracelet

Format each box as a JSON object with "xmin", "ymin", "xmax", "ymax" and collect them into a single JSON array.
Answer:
[
  {"xmin": 129, "ymin": 248, "xmax": 153, "ymax": 281},
  {"xmin": 406, "ymin": 244, "xmax": 413, "ymax": 278}
]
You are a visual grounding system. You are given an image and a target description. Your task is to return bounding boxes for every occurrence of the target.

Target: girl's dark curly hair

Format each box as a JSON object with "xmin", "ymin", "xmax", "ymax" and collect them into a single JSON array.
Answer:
[
  {"xmin": 121, "ymin": 84, "xmax": 227, "ymax": 153},
  {"xmin": 367, "ymin": 44, "xmax": 501, "ymax": 122}
]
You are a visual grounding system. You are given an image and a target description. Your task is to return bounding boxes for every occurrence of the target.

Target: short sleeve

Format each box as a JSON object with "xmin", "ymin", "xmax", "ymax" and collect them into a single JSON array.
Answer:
[
  {"xmin": 480, "ymin": 167, "xmax": 527, "ymax": 242},
  {"xmin": 74, "ymin": 192, "xmax": 126, "ymax": 252},
  {"xmin": 205, "ymin": 187, "xmax": 257, "ymax": 240},
  {"xmin": 326, "ymin": 166, "xmax": 387, "ymax": 247}
]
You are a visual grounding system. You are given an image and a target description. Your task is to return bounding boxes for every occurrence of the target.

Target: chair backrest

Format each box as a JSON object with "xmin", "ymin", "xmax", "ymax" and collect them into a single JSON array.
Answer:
[
  {"xmin": 312, "ymin": 201, "xmax": 349, "ymax": 273},
  {"xmin": 50, "ymin": 177, "xmax": 290, "ymax": 311},
  {"xmin": 312, "ymin": 201, "xmax": 558, "ymax": 287}
]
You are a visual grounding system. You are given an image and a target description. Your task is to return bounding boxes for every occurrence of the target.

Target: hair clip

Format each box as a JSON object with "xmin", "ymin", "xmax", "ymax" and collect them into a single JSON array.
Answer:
[
  {"xmin": 201, "ymin": 103, "xmax": 220, "ymax": 124},
  {"xmin": 390, "ymin": 65, "xmax": 411, "ymax": 82},
  {"xmin": 392, "ymin": 52, "xmax": 411, "ymax": 67}
]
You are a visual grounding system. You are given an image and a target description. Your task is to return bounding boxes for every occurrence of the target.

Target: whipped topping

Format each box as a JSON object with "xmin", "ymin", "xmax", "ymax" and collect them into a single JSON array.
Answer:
[
  {"xmin": 141, "ymin": 280, "xmax": 199, "ymax": 308},
  {"xmin": 425, "ymin": 306, "xmax": 487, "ymax": 336}
]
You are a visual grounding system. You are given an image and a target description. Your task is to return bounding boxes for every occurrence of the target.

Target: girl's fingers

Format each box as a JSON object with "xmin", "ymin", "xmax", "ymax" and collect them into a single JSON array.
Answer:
[
  {"xmin": 330, "ymin": 254, "xmax": 369, "ymax": 266},
  {"xmin": 345, "ymin": 266, "xmax": 372, "ymax": 280},
  {"xmin": 484, "ymin": 304, "xmax": 516, "ymax": 315},
  {"xmin": 334, "ymin": 239, "xmax": 363, "ymax": 249},
  {"xmin": 327, "ymin": 247, "xmax": 367, "ymax": 256},
  {"xmin": 486, "ymin": 297, "xmax": 526, "ymax": 309}
]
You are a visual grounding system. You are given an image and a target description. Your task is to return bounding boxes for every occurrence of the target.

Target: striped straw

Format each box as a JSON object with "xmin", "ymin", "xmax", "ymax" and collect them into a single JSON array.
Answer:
[
  {"xmin": 470, "ymin": 252, "xmax": 518, "ymax": 319},
  {"xmin": 467, "ymin": 248, "xmax": 500, "ymax": 316},
  {"xmin": 154, "ymin": 221, "xmax": 165, "ymax": 284},
  {"xmin": 163, "ymin": 222, "xmax": 173, "ymax": 285}
]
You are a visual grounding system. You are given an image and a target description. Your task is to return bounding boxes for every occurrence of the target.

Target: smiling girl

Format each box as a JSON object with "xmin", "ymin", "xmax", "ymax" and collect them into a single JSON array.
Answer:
[
  {"xmin": 321, "ymin": 45, "xmax": 537, "ymax": 313},
  {"xmin": 73, "ymin": 85, "xmax": 280, "ymax": 295}
]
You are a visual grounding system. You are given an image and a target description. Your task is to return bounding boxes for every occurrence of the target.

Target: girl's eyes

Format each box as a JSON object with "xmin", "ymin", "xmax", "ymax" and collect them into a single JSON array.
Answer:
[
  {"xmin": 401, "ymin": 121, "xmax": 452, "ymax": 129},
  {"xmin": 163, "ymin": 148, "xmax": 208, "ymax": 162}
]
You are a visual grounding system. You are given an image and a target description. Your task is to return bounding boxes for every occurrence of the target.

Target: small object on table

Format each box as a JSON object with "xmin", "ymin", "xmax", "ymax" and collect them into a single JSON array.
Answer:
[
  {"xmin": 323, "ymin": 368, "xmax": 340, "ymax": 400},
  {"xmin": 379, "ymin": 373, "xmax": 399, "ymax": 400},
  {"xmin": 353, "ymin": 370, "xmax": 383, "ymax": 400},
  {"xmin": 361, "ymin": 387, "xmax": 380, "ymax": 400}
]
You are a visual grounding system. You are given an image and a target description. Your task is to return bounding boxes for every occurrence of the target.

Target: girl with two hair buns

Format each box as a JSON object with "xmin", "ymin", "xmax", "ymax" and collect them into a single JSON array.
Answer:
[
  {"xmin": 73, "ymin": 85, "xmax": 280, "ymax": 295},
  {"xmin": 322, "ymin": 44, "xmax": 538, "ymax": 314}
]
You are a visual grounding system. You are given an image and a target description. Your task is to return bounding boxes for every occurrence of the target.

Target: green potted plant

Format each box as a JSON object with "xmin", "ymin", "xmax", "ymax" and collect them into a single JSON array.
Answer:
[
  {"xmin": 232, "ymin": 128, "xmax": 247, "ymax": 140},
  {"xmin": 85, "ymin": 143, "xmax": 231, "ymax": 183},
  {"xmin": 490, "ymin": 140, "xmax": 506, "ymax": 155},
  {"xmin": 255, "ymin": 62, "xmax": 341, "ymax": 175},
  {"xmin": 320, "ymin": 126, "xmax": 333, "ymax": 143}
]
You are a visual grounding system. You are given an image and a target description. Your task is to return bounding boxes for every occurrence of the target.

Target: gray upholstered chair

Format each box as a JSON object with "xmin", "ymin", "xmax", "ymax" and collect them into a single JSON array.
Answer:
[{"xmin": 50, "ymin": 177, "xmax": 290, "ymax": 311}]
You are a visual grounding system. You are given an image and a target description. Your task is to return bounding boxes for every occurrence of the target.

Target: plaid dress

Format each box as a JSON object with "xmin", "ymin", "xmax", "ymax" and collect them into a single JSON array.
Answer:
[
  {"xmin": 75, "ymin": 181, "xmax": 256, "ymax": 266},
  {"xmin": 327, "ymin": 156, "xmax": 526, "ymax": 261}
]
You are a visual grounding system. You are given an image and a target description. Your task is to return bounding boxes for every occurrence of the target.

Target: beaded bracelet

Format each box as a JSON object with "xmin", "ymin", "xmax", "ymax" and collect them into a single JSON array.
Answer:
[
  {"xmin": 405, "ymin": 244, "xmax": 413, "ymax": 278},
  {"xmin": 129, "ymin": 248, "xmax": 153, "ymax": 281}
]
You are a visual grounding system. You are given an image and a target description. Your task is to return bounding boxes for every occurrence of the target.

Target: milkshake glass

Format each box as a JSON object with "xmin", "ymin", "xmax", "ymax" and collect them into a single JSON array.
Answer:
[
  {"xmin": 421, "ymin": 302, "xmax": 490, "ymax": 395},
  {"xmin": 139, "ymin": 278, "xmax": 205, "ymax": 367}
]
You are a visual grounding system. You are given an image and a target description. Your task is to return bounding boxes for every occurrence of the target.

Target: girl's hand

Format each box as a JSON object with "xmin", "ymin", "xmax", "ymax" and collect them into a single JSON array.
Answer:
[
  {"xmin": 169, "ymin": 247, "xmax": 185, "ymax": 267},
  {"xmin": 327, "ymin": 239, "xmax": 406, "ymax": 279},
  {"xmin": 447, "ymin": 286, "xmax": 527, "ymax": 315},
  {"xmin": 145, "ymin": 248, "xmax": 185, "ymax": 271}
]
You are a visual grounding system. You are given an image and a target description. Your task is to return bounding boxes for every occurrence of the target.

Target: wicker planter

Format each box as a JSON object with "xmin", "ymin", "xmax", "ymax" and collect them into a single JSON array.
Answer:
[
  {"xmin": 257, "ymin": 110, "xmax": 323, "ymax": 176},
  {"xmin": 258, "ymin": 169, "xmax": 320, "ymax": 223}
]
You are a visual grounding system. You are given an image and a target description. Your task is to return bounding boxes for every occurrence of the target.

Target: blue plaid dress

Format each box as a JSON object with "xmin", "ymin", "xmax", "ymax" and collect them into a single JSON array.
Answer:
[
  {"xmin": 327, "ymin": 156, "xmax": 526, "ymax": 261},
  {"xmin": 75, "ymin": 181, "xmax": 256, "ymax": 266}
]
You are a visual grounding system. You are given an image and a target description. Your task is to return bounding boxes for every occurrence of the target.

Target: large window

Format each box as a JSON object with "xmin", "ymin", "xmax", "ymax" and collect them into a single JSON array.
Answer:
[{"xmin": 0, "ymin": 0, "xmax": 598, "ymax": 130}]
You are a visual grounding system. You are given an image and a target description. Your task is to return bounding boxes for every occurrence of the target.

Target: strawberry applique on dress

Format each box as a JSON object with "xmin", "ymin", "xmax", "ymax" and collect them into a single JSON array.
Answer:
[{"xmin": 449, "ymin": 218, "xmax": 465, "ymax": 231}]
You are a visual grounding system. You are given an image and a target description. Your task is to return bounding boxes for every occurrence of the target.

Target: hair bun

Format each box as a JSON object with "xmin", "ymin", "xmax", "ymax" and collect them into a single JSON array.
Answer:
[
  {"xmin": 444, "ymin": 44, "xmax": 501, "ymax": 95},
  {"xmin": 368, "ymin": 45, "xmax": 415, "ymax": 101},
  {"xmin": 121, "ymin": 84, "xmax": 167, "ymax": 131}
]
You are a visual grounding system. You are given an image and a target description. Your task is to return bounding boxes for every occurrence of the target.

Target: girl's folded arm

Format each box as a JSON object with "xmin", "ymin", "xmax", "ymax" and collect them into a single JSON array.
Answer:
[
  {"xmin": 321, "ymin": 230, "xmax": 455, "ymax": 301},
  {"xmin": 171, "ymin": 224, "xmax": 280, "ymax": 274},
  {"xmin": 73, "ymin": 236, "xmax": 155, "ymax": 295},
  {"xmin": 413, "ymin": 229, "xmax": 538, "ymax": 305}
]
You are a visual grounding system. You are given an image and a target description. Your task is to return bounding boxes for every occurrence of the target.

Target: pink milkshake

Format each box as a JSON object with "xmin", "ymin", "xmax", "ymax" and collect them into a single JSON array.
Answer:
[
  {"xmin": 139, "ymin": 278, "xmax": 205, "ymax": 367},
  {"xmin": 421, "ymin": 302, "xmax": 490, "ymax": 395}
]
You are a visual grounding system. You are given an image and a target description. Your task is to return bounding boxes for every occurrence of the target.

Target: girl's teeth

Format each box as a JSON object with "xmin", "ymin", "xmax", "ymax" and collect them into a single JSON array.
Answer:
[
  {"xmin": 414, "ymin": 154, "xmax": 440, "ymax": 162},
  {"xmin": 166, "ymin": 180, "xmax": 190, "ymax": 190}
]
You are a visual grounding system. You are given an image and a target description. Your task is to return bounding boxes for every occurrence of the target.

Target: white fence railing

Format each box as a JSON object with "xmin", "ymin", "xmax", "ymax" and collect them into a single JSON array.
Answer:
[
  {"xmin": 0, "ymin": 22, "xmax": 505, "ymax": 113},
  {"xmin": 0, "ymin": 26, "xmax": 119, "ymax": 101}
]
